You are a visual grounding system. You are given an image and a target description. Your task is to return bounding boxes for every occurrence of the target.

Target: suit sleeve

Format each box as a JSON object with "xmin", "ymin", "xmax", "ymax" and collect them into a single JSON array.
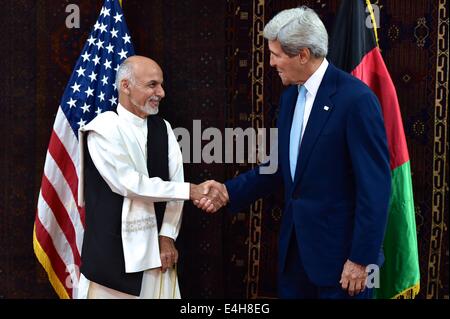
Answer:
[
  {"xmin": 225, "ymin": 163, "xmax": 283, "ymax": 213},
  {"xmin": 346, "ymin": 92, "xmax": 391, "ymax": 266},
  {"xmin": 225, "ymin": 93, "xmax": 285, "ymax": 213}
]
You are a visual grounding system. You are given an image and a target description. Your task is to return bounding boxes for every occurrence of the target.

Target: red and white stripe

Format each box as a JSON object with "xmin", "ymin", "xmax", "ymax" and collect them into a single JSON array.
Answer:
[{"xmin": 35, "ymin": 108, "xmax": 86, "ymax": 298}]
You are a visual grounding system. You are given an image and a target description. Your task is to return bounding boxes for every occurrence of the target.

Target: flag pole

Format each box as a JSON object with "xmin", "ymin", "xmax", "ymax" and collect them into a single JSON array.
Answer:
[{"xmin": 365, "ymin": 0, "xmax": 379, "ymax": 46}]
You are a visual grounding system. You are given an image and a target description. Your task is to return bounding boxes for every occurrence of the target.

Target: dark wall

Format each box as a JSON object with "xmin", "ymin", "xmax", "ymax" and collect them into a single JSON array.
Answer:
[{"xmin": 0, "ymin": 0, "xmax": 448, "ymax": 299}]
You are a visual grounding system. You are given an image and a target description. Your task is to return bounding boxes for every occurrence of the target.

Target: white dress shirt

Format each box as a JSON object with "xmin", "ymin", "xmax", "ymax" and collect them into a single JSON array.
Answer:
[{"xmin": 300, "ymin": 58, "xmax": 329, "ymax": 139}]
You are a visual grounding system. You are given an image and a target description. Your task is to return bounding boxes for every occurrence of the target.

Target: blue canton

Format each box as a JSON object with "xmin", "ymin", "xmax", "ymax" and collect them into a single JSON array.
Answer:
[{"xmin": 60, "ymin": 0, "xmax": 135, "ymax": 137}]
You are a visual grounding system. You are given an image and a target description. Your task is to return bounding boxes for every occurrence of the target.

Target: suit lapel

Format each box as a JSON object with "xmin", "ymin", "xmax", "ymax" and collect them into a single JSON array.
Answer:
[{"xmin": 293, "ymin": 65, "xmax": 338, "ymax": 187}]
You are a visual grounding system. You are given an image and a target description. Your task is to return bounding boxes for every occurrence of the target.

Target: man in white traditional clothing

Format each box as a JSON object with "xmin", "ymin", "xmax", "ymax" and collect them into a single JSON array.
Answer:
[{"xmin": 76, "ymin": 56, "xmax": 225, "ymax": 299}]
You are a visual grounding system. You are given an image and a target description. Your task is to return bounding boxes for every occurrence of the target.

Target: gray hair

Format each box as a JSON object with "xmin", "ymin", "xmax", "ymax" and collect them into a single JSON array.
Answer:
[
  {"xmin": 115, "ymin": 58, "xmax": 135, "ymax": 90},
  {"xmin": 263, "ymin": 6, "xmax": 328, "ymax": 58}
]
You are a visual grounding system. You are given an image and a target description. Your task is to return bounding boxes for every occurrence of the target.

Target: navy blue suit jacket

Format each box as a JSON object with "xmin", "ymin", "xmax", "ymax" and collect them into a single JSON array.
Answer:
[{"xmin": 225, "ymin": 63, "xmax": 391, "ymax": 286}]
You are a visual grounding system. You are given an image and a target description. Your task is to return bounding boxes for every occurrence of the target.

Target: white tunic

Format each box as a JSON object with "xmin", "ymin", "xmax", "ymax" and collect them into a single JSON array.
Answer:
[{"xmin": 76, "ymin": 104, "xmax": 189, "ymax": 299}]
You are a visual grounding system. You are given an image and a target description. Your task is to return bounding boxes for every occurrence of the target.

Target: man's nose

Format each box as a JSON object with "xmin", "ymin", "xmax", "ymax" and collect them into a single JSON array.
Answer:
[
  {"xmin": 269, "ymin": 56, "xmax": 275, "ymax": 67},
  {"xmin": 158, "ymin": 85, "xmax": 165, "ymax": 98}
]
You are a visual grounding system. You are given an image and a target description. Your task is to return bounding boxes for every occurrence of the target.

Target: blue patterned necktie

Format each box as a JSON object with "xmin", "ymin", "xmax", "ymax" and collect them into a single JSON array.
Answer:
[{"xmin": 289, "ymin": 85, "xmax": 307, "ymax": 180}]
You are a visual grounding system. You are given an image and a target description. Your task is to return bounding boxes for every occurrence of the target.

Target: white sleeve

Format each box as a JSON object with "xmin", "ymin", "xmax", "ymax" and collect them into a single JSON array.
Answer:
[
  {"xmin": 87, "ymin": 128, "xmax": 190, "ymax": 202},
  {"xmin": 159, "ymin": 120, "xmax": 185, "ymax": 240}
]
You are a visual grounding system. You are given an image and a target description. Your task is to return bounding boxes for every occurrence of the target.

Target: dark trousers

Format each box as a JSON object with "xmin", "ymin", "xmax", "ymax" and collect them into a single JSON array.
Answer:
[{"xmin": 278, "ymin": 230, "xmax": 373, "ymax": 299}]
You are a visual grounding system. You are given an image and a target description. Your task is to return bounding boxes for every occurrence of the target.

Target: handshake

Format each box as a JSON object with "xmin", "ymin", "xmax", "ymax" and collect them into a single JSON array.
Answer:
[{"xmin": 190, "ymin": 180, "xmax": 229, "ymax": 213}]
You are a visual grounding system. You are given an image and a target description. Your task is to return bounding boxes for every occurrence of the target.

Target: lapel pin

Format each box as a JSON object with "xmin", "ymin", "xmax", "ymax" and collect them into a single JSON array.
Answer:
[{"xmin": 323, "ymin": 106, "xmax": 330, "ymax": 111}]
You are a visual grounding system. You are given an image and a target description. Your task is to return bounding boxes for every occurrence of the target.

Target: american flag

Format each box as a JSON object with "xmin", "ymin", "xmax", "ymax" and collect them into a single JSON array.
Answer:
[{"xmin": 33, "ymin": 0, "xmax": 135, "ymax": 299}]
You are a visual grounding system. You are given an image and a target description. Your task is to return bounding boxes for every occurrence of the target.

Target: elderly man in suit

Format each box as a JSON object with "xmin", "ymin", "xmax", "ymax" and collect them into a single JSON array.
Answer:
[{"xmin": 196, "ymin": 6, "xmax": 391, "ymax": 299}]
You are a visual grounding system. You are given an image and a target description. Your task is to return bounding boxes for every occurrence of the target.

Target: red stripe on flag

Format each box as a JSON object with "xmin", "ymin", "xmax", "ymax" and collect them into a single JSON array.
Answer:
[
  {"xmin": 35, "ymin": 215, "xmax": 72, "ymax": 298},
  {"xmin": 351, "ymin": 47, "xmax": 410, "ymax": 170},
  {"xmin": 48, "ymin": 130, "xmax": 85, "ymax": 226},
  {"xmin": 41, "ymin": 175, "xmax": 81, "ymax": 266}
]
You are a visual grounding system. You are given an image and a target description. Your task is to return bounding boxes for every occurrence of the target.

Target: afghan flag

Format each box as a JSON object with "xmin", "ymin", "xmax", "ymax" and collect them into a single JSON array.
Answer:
[{"xmin": 328, "ymin": 0, "xmax": 420, "ymax": 298}]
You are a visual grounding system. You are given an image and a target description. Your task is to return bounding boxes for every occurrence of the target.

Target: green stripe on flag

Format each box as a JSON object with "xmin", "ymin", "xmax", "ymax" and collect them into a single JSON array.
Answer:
[{"xmin": 375, "ymin": 161, "xmax": 420, "ymax": 298}]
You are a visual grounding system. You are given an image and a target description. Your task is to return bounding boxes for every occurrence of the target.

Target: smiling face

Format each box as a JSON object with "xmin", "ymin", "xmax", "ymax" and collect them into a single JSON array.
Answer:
[
  {"xmin": 120, "ymin": 56, "xmax": 165, "ymax": 118},
  {"xmin": 268, "ymin": 40, "xmax": 308, "ymax": 86}
]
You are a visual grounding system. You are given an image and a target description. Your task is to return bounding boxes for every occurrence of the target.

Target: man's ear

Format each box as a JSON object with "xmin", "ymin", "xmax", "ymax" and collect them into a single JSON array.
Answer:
[
  {"xmin": 122, "ymin": 79, "xmax": 130, "ymax": 95},
  {"xmin": 298, "ymin": 48, "xmax": 311, "ymax": 64}
]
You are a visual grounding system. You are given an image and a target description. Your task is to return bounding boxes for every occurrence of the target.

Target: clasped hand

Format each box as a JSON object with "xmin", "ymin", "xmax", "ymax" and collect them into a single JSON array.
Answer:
[{"xmin": 190, "ymin": 180, "xmax": 229, "ymax": 213}]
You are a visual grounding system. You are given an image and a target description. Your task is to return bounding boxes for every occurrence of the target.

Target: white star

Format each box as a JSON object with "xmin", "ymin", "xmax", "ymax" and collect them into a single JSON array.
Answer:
[
  {"xmin": 85, "ymin": 87, "xmax": 94, "ymax": 97},
  {"xmin": 88, "ymin": 71, "xmax": 97, "ymax": 82},
  {"xmin": 75, "ymin": 66, "xmax": 85, "ymax": 77},
  {"xmin": 77, "ymin": 118, "xmax": 87, "ymax": 128},
  {"xmin": 110, "ymin": 28, "xmax": 118, "ymax": 38},
  {"xmin": 95, "ymin": 39, "xmax": 104, "ymax": 50},
  {"xmin": 104, "ymin": 58, "xmax": 112, "ymax": 70},
  {"xmin": 99, "ymin": 23, "xmax": 107, "ymax": 34},
  {"xmin": 113, "ymin": 13, "xmax": 123, "ymax": 23},
  {"xmin": 98, "ymin": 91, "xmax": 105, "ymax": 102},
  {"xmin": 101, "ymin": 75, "xmax": 109, "ymax": 86},
  {"xmin": 101, "ymin": 7, "xmax": 110, "ymax": 17},
  {"xmin": 105, "ymin": 44, "xmax": 114, "ymax": 54},
  {"xmin": 118, "ymin": 48, "xmax": 128, "ymax": 60},
  {"xmin": 122, "ymin": 33, "xmax": 131, "ymax": 44},
  {"xmin": 113, "ymin": 83, "xmax": 117, "ymax": 90},
  {"xmin": 71, "ymin": 82, "xmax": 81, "ymax": 93},
  {"xmin": 109, "ymin": 96, "xmax": 117, "ymax": 106},
  {"xmin": 95, "ymin": 107, "xmax": 102, "ymax": 115},
  {"xmin": 81, "ymin": 103, "xmax": 91, "ymax": 113},
  {"xmin": 87, "ymin": 36, "xmax": 96, "ymax": 46},
  {"xmin": 67, "ymin": 97, "xmax": 77, "ymax": 108},
  {"xmin": 93, "ymin": 21, "xmax": 101, "ymax": 31},
  {"xmin": 92, "ymin": 55, "xmax": 101, "ymax": 66},
  {"xmin": 81, "ymin": 52, "xmax": 90, "ymax": 62},
  {"xmin": 114, "ymin": 65, "xmax": 120, "ymax": 72}
]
